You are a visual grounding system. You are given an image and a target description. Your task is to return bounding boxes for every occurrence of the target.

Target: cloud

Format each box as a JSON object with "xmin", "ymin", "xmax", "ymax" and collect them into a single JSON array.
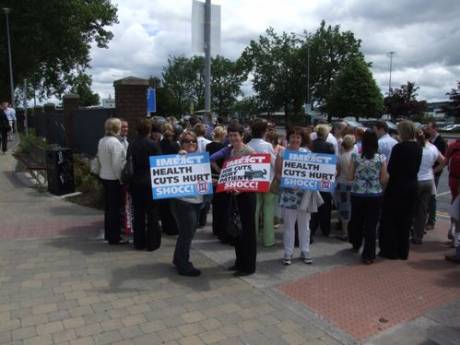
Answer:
[{"xmin": 88, "ymin": 0, "xmax": 460, "ymax": 103}]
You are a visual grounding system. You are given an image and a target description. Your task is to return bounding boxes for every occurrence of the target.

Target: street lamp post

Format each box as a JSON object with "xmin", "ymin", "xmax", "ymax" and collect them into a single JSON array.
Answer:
[
  {"xmin": 3, "ymin": 7, "xmax": 15, "ymax": 106},
  {"xmin": 292, "ymin": 31, "xmax": 310, "ymax": 111},
  {"xmin": 203, "ymin": 0, "xmax": 211, "ymax": 115},
  {"xmin": 388, "ymin": 51, "xmax": 395, "ymax": 96}
]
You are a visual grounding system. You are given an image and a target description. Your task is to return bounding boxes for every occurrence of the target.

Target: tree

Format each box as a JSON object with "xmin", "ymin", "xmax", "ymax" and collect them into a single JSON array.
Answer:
[
  {"xmin": 326, "ymin": 57, "xmax": 383, "ymax": 119},
  {"xmin": 162, "ymin": 56, "xmax": 204, "ymax": 116},
  {"xmin": 241, "ymin": 28, "xmax": 306, "ymax": 125},
  {"xmin": 241, "ymin": 22, "xmax": 364, "ymax": 123},
  {"xmin": 69, "ymin": 73, "xmax": 100, "ymax": 106},
  {"xmin": 445, "ymin": 82, "xmax": 460, "ymax": 118},
  {"xmin": 211, "ymin": 56, "xmax": 247, "ymax": 116},
  {"xmin": 0, "ymin": 0, "xmax": 118, "ymax": 102},
  {"xmin": 161, "ymin": 55, "xmax": 246, "ymax": 116},
  {"xmin": 384, "ymin": 82, "xmax": 427, "ymax": 118},
  {"xmin": 301, "ymin": 21, "xmax": 364, "ymax": 113},
  {"xmin": 231, "ymin": 96, "xmax": 261, "ymax": 120}
]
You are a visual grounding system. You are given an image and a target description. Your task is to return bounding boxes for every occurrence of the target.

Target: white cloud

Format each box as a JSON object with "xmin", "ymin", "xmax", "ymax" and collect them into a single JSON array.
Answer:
[{"xmin": 88, "ymin": 0, "xmax": 460, "ymax": 103}]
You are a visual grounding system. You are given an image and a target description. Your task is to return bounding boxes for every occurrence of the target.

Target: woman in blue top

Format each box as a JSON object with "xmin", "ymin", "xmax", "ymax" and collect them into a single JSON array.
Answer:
[{"xmin": 349, "ymin": 131, "xmax": 388, "ymax": 264}]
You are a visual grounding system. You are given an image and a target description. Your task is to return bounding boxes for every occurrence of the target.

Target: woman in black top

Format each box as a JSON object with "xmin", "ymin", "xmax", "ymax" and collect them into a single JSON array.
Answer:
[
  {"xmin": 206, "ymin": 126, "xmax": 228, "ymax": 241},
  {"xmin": 158, "ymin": 130, "xmax": 180, "ymax": 235},
  {"xmin": 310, "ymin": 124, "xmax": 335, "ymax": 239},
  {"xmin": 129, "ymin": 119, "xmax": 162, "ymax": 250},
  {"xmin": 379, "ymin": 120, "xmax": 422, "ymax": 260}
]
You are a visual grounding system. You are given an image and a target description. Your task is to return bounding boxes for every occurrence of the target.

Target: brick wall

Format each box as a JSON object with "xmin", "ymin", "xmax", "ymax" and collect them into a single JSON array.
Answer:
[{"xmin": 114, "ymin": 77, "xmax": 149, "ymax": 137}]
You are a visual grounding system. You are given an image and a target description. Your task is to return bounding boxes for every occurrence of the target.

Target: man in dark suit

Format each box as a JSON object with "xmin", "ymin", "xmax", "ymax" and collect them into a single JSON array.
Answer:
[
  {"xmin": 426, "ymin": 121, "xmax": 447, "ymax": 230},
  {"xmin": 0, "ymin": 102, "xmax": 11, "ymax": 153}
]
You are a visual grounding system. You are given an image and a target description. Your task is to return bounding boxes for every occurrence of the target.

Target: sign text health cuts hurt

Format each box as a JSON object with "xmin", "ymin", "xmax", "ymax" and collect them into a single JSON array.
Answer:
[{"xmin": 150, "ymin": 166, "xmax": 210, "ymax": 184}]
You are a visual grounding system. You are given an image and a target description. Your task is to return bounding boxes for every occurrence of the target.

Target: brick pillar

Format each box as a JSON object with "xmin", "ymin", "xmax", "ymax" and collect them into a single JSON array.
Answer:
[
  {"xmin": 114, "ymin": 77, "xmax": 149, "ymax": 137},
  {"xmin": 44, "ymin": 103, "xmax": 56, "ymax": 113},
  {"xmin": 63, "ymin": 94, "xmax": 80, "ymax": 148}
]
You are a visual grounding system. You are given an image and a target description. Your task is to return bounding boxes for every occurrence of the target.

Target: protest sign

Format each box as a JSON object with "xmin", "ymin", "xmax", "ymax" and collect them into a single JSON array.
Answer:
[
  {"xmin": 216, "ymin": 153, "xmax": 271, "ymax": 193},
  {"xmin": 280, "ymin": 150, "xmax": 336, "ymax": 192},
  {"xmin": 150, "ymin": 152, "xmax": 212, "ymax": 199}
]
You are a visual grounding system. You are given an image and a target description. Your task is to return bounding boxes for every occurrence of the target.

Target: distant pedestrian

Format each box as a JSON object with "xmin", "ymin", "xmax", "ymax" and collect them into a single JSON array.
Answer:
[
  {"xmin": 379, "ymin": 121, "xmax": 422, "ymax": 260},
  {"xmin": 335, "ymin": 134, "xmax": 355, "ymax": 241},
  {"xmin": 158, "ymin": 129, "xmax": 180, "ymax": 236},
  {"xmin": 374, "ymin": 121, "xmax": 397, "ymax": 161},
  {"xmin": 411, "ymin": 129, "xmax": 444, "ymax": 244},
  {"xmin": 129, "ymin": 119, "xmax": 162, "ymax": 251},
  {"xmin": 4, "ymin": 102, "xmax": 16, "ymax": 140},
  {"xmin": 206, "ymin": 126, "xmax": 229, "ymax": 242},
  {"xmin": 310, "ymin": 124, "xmax": 335, "ymax": 238},
  {"xmin": 425, "ymin": 121, "xmax": 447, "ymax": 230},
  {"xmin": 119, "ymin": 119, "xmax": 132, "ymax": 240},
  {"xmin": 247, "ymin": 119, "xmax": 276, "ymax": 247},
  {"xmin": 0, "ymin": 102, "xmax": 12, "ymax": 154}
]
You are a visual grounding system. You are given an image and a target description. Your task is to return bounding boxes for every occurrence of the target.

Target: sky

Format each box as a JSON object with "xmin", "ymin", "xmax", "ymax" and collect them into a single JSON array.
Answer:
[{"xmin": 89, "ymin": 0, "xmax": 460, "ymax": 103}]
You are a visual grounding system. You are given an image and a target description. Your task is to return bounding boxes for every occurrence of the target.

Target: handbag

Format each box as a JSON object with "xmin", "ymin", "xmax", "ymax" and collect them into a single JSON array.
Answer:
[
  {"xmin": 226, "ymin": 195, "xmax": 242, "ymax": 239},
  {"xmin": 269, "ymin": 178, "xmax": 280, "ymax": 194},
  {"xmin": 90, "ymin": 156, "xmax": 100, "ymax": 175},
  {"xmin": 121, "ymin": 150, "xmax": 134, "ymax": 184}
]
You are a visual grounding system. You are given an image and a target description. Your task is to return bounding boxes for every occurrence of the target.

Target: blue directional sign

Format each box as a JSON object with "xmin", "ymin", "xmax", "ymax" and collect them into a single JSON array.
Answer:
[{"xmin": 147, "ymin": 87, "xmax": 156, "ymax": 113}]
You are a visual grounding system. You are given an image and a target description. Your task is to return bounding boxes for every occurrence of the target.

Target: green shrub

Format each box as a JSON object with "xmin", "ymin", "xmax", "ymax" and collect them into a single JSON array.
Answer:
[{"xmin": 16, "ymin": 130, "xmax": 48, "ymax": 155}]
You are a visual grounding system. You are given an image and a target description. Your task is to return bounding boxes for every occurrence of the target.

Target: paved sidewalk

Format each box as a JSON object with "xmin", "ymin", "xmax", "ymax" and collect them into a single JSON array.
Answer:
[{"xmin": 1, "ymin": 149, "xmax": 459, "ymax": 345}]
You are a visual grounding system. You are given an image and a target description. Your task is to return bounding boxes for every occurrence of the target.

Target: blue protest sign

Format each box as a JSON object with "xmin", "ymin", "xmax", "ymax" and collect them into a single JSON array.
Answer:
[
  {"xmin": 280, "ymin": 150, "xmax": 336, "ymax": 192},
  {"xmin": 149, "ymin": 152, "xmax": 213, "ymax": 199},
  {"xmin": 147, "ymin": 87, "xmax": 156, "ymax": 113}
]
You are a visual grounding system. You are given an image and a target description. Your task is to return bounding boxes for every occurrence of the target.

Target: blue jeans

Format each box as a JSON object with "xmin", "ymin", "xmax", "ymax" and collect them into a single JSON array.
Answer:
[{"xmin": 171, "ymin": 199, "xmax": 202, "ymax": 273}]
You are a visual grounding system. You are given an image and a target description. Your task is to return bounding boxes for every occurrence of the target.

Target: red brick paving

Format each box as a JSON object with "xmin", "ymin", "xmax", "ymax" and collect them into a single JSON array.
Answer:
[
  {"xmin": 277, "ymin": 220, "xmax": 460, "ymax": 341},
  {"xmin": 0, "ymin": 218, "xmax": 101, "ymax": 239}
]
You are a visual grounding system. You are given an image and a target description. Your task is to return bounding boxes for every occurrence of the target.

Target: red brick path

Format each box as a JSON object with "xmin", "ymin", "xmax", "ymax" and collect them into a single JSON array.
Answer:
[
  {"xmin": 0, "ymin": 218, "xmax": 101, "ymax": 239},
  {"xmin": 277, "ymin": 221, "xmax": 460, "ymax": 341}
]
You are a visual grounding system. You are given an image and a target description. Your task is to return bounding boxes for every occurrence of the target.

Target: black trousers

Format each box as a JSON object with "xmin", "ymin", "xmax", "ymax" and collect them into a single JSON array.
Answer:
[
  {"xmin": 159, "ymin": 200, "xmax": 179, "ymax": 235},
  {"xmin": 234, "ymin": 193, "xmax": 257, "ymax": 274},
  {"xmin": 131, "ymin": 183, "xmax": 161, "ymax": 250},
  {"xmin": 0, "ymin": 128, "xmax": 8, "ymax": 152},
  {"xmin": 199, "ymin": 201, "xmax": 210, "ymax": 227},
  {"xmin": 350, "ymin": 195, "xmax": 382, "ymax": 260},
  {"xmin": 102, "ymin": 179, "xmax": 122, "ymax": 244},
  {"xmin": 310, "ymin": 192, "xmax": 332, "ymax": 236},
  {"xmin": 171, "ymin": 199, "xmax": 202, "ymax": 273},
  {"xmin": 379, "ymin": 191, "xmax": 417, "ymax": 260},
  {"xmin": 212, "ymin": 192, "xmax": 232, "ymax": 240}
]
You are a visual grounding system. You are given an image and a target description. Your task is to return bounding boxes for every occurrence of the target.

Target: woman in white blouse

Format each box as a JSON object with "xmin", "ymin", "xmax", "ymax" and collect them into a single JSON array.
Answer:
[{"xmin": 97, "ymin": 118, "xmax": 126, "ymax": 244}]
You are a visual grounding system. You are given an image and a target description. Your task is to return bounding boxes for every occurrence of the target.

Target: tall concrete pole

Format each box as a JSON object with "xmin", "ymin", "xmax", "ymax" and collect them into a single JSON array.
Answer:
[
  {"xmin": 3, "ymin": 8, "xmax": 15, "ymax": 106},
  {"xmin": 388, "ymin": 51, "xmax": 395, "ymax": 95},
  {"xmin": 204, "ymin": 0, "xmax": 211, "ymax": 115}
]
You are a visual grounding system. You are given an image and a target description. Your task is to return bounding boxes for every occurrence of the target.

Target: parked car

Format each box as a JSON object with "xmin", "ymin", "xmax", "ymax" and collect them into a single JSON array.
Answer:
[
  {"xmin": 360, "ymin": 119, "xmax": 398, "ymax": 135},
  {"xmin": 441, "ymin": 124, "xmax": 460, "ymax": 133}
]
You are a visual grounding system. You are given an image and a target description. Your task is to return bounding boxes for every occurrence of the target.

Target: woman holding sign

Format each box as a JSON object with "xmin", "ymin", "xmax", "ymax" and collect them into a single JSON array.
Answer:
[
  {"xmin": 275, "ymin": 126, "xmax": 318, "ymax": 265},
  {"xmin": 170, "ymin": 131, "xmax": 204, "ymax": 277},
  {"xmin": 211, "ymin": 123, "xmax": 257, "ymax": 276}
]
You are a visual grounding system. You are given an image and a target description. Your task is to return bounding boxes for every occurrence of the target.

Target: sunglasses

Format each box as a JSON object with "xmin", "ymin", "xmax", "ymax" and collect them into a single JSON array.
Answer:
[{"xmin": 182, "ymin": 139, "xmax": 197, "ymax": 144}]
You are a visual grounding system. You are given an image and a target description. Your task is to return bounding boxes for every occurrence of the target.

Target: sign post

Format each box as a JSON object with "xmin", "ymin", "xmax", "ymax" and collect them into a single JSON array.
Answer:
[
  {"xmin": 150, "ymin": 153, "xmax": 212, "ymax": 199},
  {"xmin": 217, "ymin": 154, "xmax": 271, "ymax": 193},
  {"xmin": 147, "ymin": 87, "xmax": 156, "ymax": 114},
  {"xmin": 280, "ymin": 150, "xmax": 336, "ymax": 192}
]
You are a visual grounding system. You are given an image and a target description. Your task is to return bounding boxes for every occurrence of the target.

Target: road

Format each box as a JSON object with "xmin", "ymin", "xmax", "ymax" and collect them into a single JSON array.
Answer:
[{"xmin": 435, "ymin": 170, "xmax": 452, "ymax": 218}]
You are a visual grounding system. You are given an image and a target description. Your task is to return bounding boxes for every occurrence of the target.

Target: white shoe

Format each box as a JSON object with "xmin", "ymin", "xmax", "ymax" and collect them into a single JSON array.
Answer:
[
  {"xmin": 301, "ymin": 253, "xmax": 313, "ymax": 264},
  {"xmin": 282, "ymin": 256, "xmax": 292, "ymax": 265}
]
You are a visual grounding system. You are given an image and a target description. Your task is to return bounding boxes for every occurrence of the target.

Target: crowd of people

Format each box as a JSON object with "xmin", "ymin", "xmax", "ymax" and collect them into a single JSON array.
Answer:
[{"xmin": 94, "ymin": 115, "xmax": 460, "ymax": 277}]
